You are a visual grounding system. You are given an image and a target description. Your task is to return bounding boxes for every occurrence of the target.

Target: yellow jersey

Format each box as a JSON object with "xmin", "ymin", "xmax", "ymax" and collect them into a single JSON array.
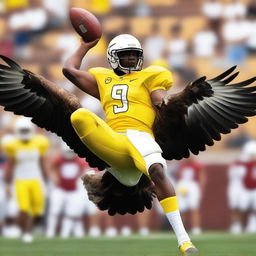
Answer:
[
  {"xmin": 2, "ymin": 135, "xmax": 49, "ymax": 180},
  {"xmin": 88, "ymin": 65, "xmax": 173, "ymax": 135}
]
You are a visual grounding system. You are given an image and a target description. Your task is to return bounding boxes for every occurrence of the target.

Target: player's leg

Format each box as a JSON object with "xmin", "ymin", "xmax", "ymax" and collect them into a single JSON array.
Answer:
[
  {"xmin": 30, "ymin": 180, "xmax": 46, "ymax": 240},
  {"xmin": 148, "ymin": 164, "xmax": 198, "ymax": 255},
  {"xmin": 239, "ymin": 188, "xmax": 251, "ymax": 232},
  {"xmin": 189, "ymin": 182, "xmax": 202, "ymax": 235},
  {"xmin": 245, "ymin": 190, "xmax": 256, "ymax": 233},
  {"xmin": 176, "ymin": 182, "xmax": 189, "ymax": 230},
  {"xmin": 69, "ymin": 190, "xmax": 87, "ymax": 238},
  {"xmin": 71, "ymin": 109, "xmax": 147, "ymax": 175},
  {"xmin": 227, "ymin": 181, "xmax": 243, "ymax": 234},
  {"xmin": 85, "ymin": 192, "xmax": 102, "ymax": 237},
  {"xmin": 59, "ymin": 192, "xmax": 74, "ymax": 238},
  {"xmin": 60, "ymin": 190, "xmax": 85, "ymax": 238},
  {"xmin": 136, "ymin": 209, "xmax": 151, "ymax": 236},
  {"xmin": 46, "ymin": 187, "xmax": 64, "ymax": 238},
  {"xmin": 88, "ymin": 211, "xmax": 102, "ymax": 237},
  {"xmin": 15, "ymin": 180, "xmax": 33, "ymax": 242},
  {"xmin": 2, "ymin": 197, "xmax": 20, "ymax": 238},
  {"xmin": 114, "ymin": 129, "xmax": 198, "ymax": 254},
  {"xmin": 104, "ymin": 213, "xmax": 118, "ymax": 237},
  {"xmin": 0, "ymin": 185, "xmax": 6, "ymax": 234}
]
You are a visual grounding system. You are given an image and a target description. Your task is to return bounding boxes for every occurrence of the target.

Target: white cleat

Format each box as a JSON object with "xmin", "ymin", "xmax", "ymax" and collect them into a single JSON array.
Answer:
[
  {"xmin": 88, "ymin": 226, "xmax": 101, "ymax": 237},
  {"xmin": 191, "ymin": 227, "xmax": 202, "ymax": 235},
  {"xmin": 139, "ymin": 227, "xmax": 150, "ymax": 236},
  {"xmin": 22, "ymin": 233, "xmax": 33, "ymax": 243},
  {"xmin": 230, "ymin": 222, "xmax": 242, "ymax": 234},
  {"xmin": 120, "ymin": 226, "xmax": 132, "ymax": 236},
  {"xmin": 2, "ymin": 225, "xmax": 21, "ymax": 238},
  {"xmin": 105, "ymin": 227, "xmax": 118, "ymax": 237}
]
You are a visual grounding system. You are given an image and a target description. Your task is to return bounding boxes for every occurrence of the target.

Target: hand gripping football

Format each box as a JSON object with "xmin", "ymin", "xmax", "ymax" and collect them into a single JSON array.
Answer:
[{"xmin": 69, "ymin": 8, "xmax": 102, "ymax": 42}]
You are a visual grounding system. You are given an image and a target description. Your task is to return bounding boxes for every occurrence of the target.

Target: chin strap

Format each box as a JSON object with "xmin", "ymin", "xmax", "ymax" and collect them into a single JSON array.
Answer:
[{"xmin": 114, "ymin": 68, "xmax": 126, "ymax": 76}]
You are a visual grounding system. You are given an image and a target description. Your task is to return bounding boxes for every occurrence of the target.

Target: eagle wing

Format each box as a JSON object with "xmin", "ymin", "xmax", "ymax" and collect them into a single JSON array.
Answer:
[
  {"xmin": 153, "ymin": 66, "xmax": 256, "ymax": 160},
  {"xmin": 0, "ymin": 55, "xmax": 107, "ymax": 170}
]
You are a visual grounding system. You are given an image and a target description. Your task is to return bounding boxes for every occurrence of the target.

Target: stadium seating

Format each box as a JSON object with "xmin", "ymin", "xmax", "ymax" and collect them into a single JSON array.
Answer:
[{"xmin": 145, "ymin": 0, "xmax": 177, "ymax": 6}]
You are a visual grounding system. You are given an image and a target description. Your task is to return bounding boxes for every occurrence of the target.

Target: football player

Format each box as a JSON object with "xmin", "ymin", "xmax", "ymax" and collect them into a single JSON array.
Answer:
[
  {"xmin": 63, "ymin": 34, "xmax": 197, "ymax": 254},
  {"xmin": 176, "ymin": 157, "xmax": 206, "ymax": 235},
  {"xmin": 2, "ymin": 117, "xmax": 49, "ymax": 243},
  {"xmin": 227, "ymin": 157, "xmax": 246, "ymax": 234},
  {"xmin": 46, "ymin": 142, "xmax": 97, "ymax": 238},
  {"xmin": 0, "ymin": 152, "xmax": 7, "ymax": 235},
  {"xmin": 0, "ymin": 33, "xmax": 255, "ymax": 255},
  {"xmin": 238, "ymin": 141, "xmax": 256, "ymax": 233}
]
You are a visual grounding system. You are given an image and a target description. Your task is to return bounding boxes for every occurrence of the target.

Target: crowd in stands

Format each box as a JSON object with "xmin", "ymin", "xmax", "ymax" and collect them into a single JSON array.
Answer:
[{"xmin": 1, "ymin": 0, "xmax": 255, "ymax": 150}]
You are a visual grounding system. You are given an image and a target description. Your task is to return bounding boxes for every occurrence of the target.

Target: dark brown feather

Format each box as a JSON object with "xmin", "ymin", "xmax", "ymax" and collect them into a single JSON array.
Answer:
[
  {"xmin": 153, "ymin": 67, "xmax": 256, "ymax": 160},
  {"xmin": 0, "ymin": 55, "xmax": 108, "ymax": 170}
]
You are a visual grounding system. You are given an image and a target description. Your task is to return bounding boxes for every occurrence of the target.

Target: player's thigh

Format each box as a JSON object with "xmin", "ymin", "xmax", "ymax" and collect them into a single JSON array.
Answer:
[
  {"xmin": 228, "ymin": 183, "xmax": 242, "ymax": 209},
  {"xmin": 15, "ymin": 180, "xmax": 31, "ymax": 213},
  {"xmin": 239, "ymin": 189, "xmax": 252, "ymax": 211},
  {"xmin": 177, "ymin": 195, "xmax": 188, "ymax": 213},
  {"xmin": 82, "ymin": 190, "xmax": 98, "ymax": 216},
  {"xmin": 71, "ymin": 109, "xmax": 146, "ymax": 172},
  {"xmin": 48, "ymin": 187, "xmax": 65, "ymax": 216},
  {"xmin": 126, "ymin": 130, "xmax": 166, "ymax": 172},
  {"xmin": 5, "ymin": 197, "xmax": 19, "ymax": 218},
  {"xmin": 0, "ymin": 187, "xmax": 6, "ymax": 220},
  {"xmin": 251, "ymin": 189, "xmax": 256, "ymax": 211},
  {"xmin": 188, "ymin": 182, "xmax": 200, "ymax": 210},
  {"xmin": 64, "ymin": 190, "xmax": 85, "ymax": 218},
  {"xmin": 30, "ymin": 180, "xmax": 45, "ymax": 216}
]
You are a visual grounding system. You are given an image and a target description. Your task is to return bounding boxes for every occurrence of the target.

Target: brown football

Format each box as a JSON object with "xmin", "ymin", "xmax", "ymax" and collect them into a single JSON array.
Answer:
[{"xmin": 69, "ymin": 8, "xmax": 102, "ymax": 42}]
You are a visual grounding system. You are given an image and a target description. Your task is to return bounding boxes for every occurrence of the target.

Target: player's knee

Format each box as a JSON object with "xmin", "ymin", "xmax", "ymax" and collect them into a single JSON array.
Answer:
[
  {"xmin": 148, "ymin": 163, "xmax": 166, "ymax": 185},
  {"xmin": 71, "ymin": 108, "xmax": 96, "ymax": 138},
  {"xmin": 71, "ymin": 108, "xmax": 90, "ymax": 123}
]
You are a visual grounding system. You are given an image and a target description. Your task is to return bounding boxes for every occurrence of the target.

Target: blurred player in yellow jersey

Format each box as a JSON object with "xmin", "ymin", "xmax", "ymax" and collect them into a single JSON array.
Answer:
[
  {"xmin": 2, "ymin": 117, "xmax": 49, "ymax": 243},
  {"xmin": 63, "ymin": 34, "xmax": 198, "ymax": 255}
]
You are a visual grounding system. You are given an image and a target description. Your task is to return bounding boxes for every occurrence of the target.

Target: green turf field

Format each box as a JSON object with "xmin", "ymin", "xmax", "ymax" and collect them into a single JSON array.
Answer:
[{"xmin": 0, "ymin": 232, "xmax": 255, "ymax": 256}]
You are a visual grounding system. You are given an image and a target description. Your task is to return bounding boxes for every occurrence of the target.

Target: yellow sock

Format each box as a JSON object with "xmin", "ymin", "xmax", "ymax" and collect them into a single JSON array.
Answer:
[
  {"xmin": 160, "ymin": 196, "xmax": 190, "ymax": 245},
  {"xmin": 160, "ymin": 196, "xmax": 179, "ymax": 213}
]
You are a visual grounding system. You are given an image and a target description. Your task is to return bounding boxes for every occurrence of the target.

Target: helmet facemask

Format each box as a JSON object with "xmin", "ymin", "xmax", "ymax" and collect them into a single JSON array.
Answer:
[
  {"xmin": 16, "ymin": 128, "xmax": 34, "ymax": 141},
  {"xmin": 107, "ymin": 34, "xmax": 144, "ymax": 74},
  {"xmin": 113, "ymin": 48, "xmax": 143, "ymax": 73}
]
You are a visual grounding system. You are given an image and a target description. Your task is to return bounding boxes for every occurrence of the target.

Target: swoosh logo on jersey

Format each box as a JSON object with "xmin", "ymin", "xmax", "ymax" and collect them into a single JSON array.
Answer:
[{"xmin": 130, "ymin": 78, "xmax": 138, "ymax": 82}]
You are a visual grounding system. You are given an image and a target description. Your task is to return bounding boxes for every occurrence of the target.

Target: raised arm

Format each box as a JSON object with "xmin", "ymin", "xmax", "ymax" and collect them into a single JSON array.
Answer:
[{"xmin": 62, "ymin": 39, "xmax": 100, "ymax": 99}]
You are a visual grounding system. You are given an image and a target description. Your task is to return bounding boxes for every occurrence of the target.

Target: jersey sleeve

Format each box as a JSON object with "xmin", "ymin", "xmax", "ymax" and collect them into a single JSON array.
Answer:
[
  {"xmin": 88, "ymin": 67, "xmax": 100, "ymax": 77},
  {"xmin": 36, "ymin": 135, "xmax": 49, "ymax": 155},
  {"xmin": 144, "ymin": 66, "xmax": 173, "ymax": 93},
  {"xmin": 88, "ymin": 67, "xmax": 109, "ymax": 79},
  {"xmin": 1, "ymin": 141, "xmax": 15, "ymax": 157}
]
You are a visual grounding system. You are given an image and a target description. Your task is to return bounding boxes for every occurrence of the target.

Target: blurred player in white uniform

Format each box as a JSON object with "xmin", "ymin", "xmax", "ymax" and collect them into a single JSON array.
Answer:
[
  {"xmin": 2, "ymin": 117, "xmax": 49, "ymax": 243},
  {"xmin": 176, "ymin": 158, "xmax": 206, "ymax": 234},
  {"xmin": 227, "ymin": 158, "xmax": 246, "ymax": 234},
  {"xmin": 46, "ymin": 143, "xmax": 97, "ymax": 238},
  {"xmin": 239, "ymin": 141, "xmax": 256, "ymax": 233},
  {"xmin": 0, "ymin": 153, "xmax": 7, "ymax": 234}
]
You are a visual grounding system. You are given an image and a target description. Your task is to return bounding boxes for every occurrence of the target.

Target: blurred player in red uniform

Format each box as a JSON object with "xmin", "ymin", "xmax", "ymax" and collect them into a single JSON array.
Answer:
[
  {"xmin": 227, "ymin": 158, "xmax": 246, "ymax": 234},
  {"xmin": 0, "ymin": 153, "xmax": 7, "ymax": 234},
  {"xmin": 46, "ymin": 142, "xmax": 97, "ymax": 238},
  {"xmin": 238, "ymin": 141, "xmax": 256, "ymax": 233},
  {"xmin": 176, "ymin": 157, "xmax": 206, "ymax": 235}
]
